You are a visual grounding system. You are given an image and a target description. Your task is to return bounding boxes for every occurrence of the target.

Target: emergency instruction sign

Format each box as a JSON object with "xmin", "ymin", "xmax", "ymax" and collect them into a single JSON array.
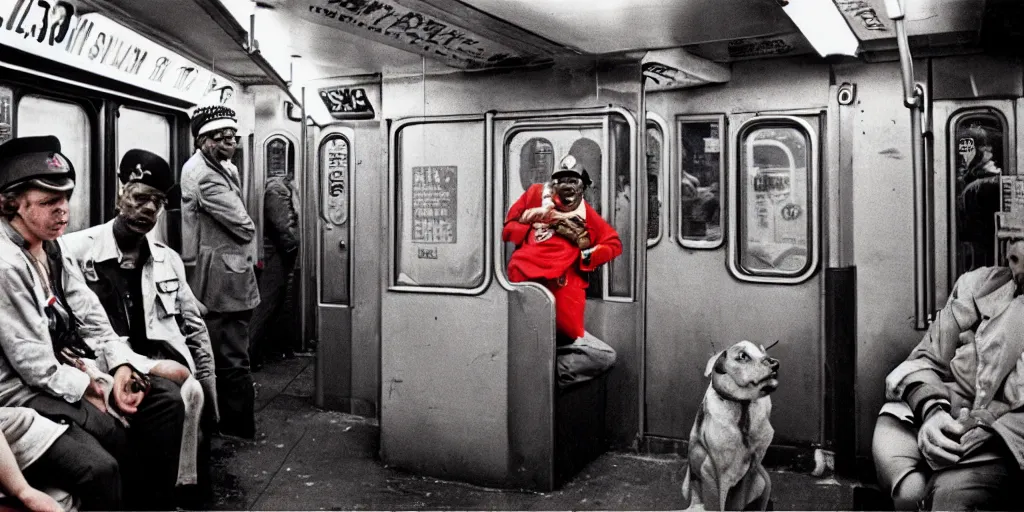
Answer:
[{"xmin": 411, "ymin": 166, "xmax": 457, "ymax": 243}]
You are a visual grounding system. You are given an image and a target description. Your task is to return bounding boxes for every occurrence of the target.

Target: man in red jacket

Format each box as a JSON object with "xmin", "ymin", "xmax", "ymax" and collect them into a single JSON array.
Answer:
[{"xmin": 503, "ymin": 155, "xmax": 622, "ymax": 387}]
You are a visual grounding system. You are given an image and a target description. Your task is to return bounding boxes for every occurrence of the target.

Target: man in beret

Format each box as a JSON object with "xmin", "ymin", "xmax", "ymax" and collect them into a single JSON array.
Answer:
[
  {"xmin": 502, "ymin": 155, "xmax": 621, "ymax": 388},
  {"xmin": 62, "ymin": 149, "xmax": 219, "ymax": 498},
  {"xmin": 0, "ymin": 136, "xmax": 184, "ymax": 509},
  {"xmin": 180, "ymin": 105, "xmax": 259, "ymax": 439}
]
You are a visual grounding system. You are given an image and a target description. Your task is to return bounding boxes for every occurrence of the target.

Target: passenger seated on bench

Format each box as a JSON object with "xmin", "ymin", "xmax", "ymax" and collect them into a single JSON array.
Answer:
[
  {"xmin": 872, "ymin": 234, "xmax": 1024, "ymax": 511},
  {"xmin": 0, "ymin": 407, "xmax": 120, "ymax": 511},
  {"xmin": 503, "ymin": 155, "xmax": 621, "ymax": 388},
  {"xmin": 61, "ymin": 150, "xmax": 218, "ymax": 491},
  {"xmin": 0, "ymin": 136, "xmax": 187, "ymax": 510}
]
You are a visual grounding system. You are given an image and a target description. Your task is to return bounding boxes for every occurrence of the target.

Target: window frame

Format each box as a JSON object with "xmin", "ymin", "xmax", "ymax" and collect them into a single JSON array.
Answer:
[
  {"xmin": 675, "ymin": 113, "xmax": 727, "ymax": 250},
  {"xmin": 388, "ymin": 114, "xmax": 491, "ymax": 295},
  {"xmin": 946, "ymin": 107, "xmax": 1013, "ymax": 281},
  {"xmin": 727, "ymin": 115, "xmax": 820, "ymax": 284},
  {"xmin": 646, "ymin": 112, "xmax": 669, "ymax": 248}
]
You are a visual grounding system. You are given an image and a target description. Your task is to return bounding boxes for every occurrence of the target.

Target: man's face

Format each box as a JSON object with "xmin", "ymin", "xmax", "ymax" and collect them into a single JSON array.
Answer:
[
  {"xmin": 117, "ymin": 182, "xmax": 165, "ymax": 235},
  {"xmin": 16, "ymin": 188, "xmax": 71, "ymax": 241},
  {"xmin": 551, "ymin": 174, "xmax": 585, "ymax": 211},
  {"xmin": 202, "ymin": 128, "xmax": 237, "ymax": 161}
]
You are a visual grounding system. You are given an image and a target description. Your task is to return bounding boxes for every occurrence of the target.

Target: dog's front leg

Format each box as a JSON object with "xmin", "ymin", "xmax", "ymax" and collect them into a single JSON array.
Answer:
[{"xmin": 754, "ymin": 463, "xmax": 772, "ymax": 512}]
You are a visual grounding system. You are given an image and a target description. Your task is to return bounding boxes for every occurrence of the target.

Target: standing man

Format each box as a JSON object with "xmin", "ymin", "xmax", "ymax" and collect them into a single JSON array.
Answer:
[
  {"xmin": 503, "ymin": 155, "xmax": 621, "ymax": 388},
  {"xmin": 180, "ymin": 106, "xmax": 259, "ymax": 439},
  {"xmin": 250, "ymin": 172, "xmax": 299, "ymax": 369},
  {"xmin": 62, "ymin": 149, "xmax": 219, "ymax": 490},
  {"xmin": 0, "ymin": 136, "xmax": 185, "ymax": 509}
]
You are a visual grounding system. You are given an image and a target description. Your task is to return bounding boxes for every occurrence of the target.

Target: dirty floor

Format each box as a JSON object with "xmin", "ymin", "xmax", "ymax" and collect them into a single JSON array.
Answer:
[{"xmin": 206, "ymin": 357, "xmax": 858, "ymax": 510}]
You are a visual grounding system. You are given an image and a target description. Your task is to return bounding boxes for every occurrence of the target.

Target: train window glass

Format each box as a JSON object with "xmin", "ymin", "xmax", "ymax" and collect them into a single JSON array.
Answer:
[
  {"xmin": 646, "ymin": 120, "xmax": 664, "ymax": 245},
  {"xmin": 320, "ymin": 135, "xmax": 349, "ymax": 226},
  {"xmin": 677, "ymin": 117, "xmax": 724, "ymax": 249},
  {"xmin": 265, "ymin": 136, "xmax": 295, "ymax": 179},
  {"xmin": 17, "ymin": 95, "xmax": 91, "ymax": 233},
  {"xmin": 608, "ymin": 117, "xmax": 633, "ymax": 298},
  {"xmin": 394, "ymin": 120, "xmax": 486, "ymax": 290},
  {"xmin": 736, "ymin": 124, "xmax": 813, "ymax": 277},
  {"xmin": 951, "ymin": 112, "xmax": 1006, "ymax": 277},
  {"xmin": 0, "ymin": 86, "xmax": 12, "ymax": 144},
  {"xmin": 505, "ymin": 126, "xmax": 605, "ymax": 298},
  {"xmin": 117, "ymin": 107, "xmax": 171, "ymax": 244}
]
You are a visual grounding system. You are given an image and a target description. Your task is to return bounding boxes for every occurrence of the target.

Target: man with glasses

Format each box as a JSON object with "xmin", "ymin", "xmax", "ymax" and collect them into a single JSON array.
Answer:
[
  {"xmin": 62, "ymin": 149, "xmax": 219, "ymax": 502},
  {"xmin": 180, "ymin": 106, "xmax": 259, "ymax": 439},
  {"xmin": 503, "ymin": 155, "xmax": 622, "ymax": 388}
]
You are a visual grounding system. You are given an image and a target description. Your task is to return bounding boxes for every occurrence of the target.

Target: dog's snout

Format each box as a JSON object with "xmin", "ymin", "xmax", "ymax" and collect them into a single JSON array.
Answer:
[{"xmin": 765, "ymin": 357, "xmax": 779, "ymax": 371}]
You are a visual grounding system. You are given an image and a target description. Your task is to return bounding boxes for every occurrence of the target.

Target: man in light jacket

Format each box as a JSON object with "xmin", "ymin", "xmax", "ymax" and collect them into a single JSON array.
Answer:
[
  {"xmin": 0, "ymin": 135, "xmax": 185, "ymax": 509},
  {"xmin": 180, "ymin": 105, "xmax": 259, "ymax": 439},
  {"xmin": 873, "ymin": 234, "xmax": 1024, "ymax": 510},
  {"xmin": 62, "ymin": 149, "xmax": 219, "ymax": 491}
]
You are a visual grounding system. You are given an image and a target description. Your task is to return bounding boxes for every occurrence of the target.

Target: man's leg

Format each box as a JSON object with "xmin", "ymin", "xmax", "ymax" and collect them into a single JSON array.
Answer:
[
  {"xmin": 25, "ymin": 394, "xmax": 129, "ymax": 463},
  {"xmin": 122, "ymin": 375, "xmax": 185, "ymax": 510},
  {"xmin": 208, "ymin": 310, "xmax": 257, "ymax": 439},
  {"xmin": 249, "ymin": 252, "xmax": 289, "ymax": 365},
  {"xmin": 23, "ymin": 423, "xmax": 121, "ymax": 511},
  {"xmin": 872, "ymin": 414, "xmax": 928, "ymax": 510},
  {"xmin": 925, "ymin": 441, "xmax": 1022, "ymax": 511}
]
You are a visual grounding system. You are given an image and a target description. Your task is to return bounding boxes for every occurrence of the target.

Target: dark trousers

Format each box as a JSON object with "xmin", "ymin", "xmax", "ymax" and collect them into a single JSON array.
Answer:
[
  {"xmin": 26, "ymin": 375, "xmax": 185, "ymax": 510},
  {"xmin": 23, "ymin": 423, "xmax": 121, "ymax": 510},
  {"xmin": 924, "ymin": 439, "xmax": 1024, "ymax": 511},
  {"xmin": 249, "ymin": 249, "xmax": 296, "ymax": 364},
  {"xmin": 207, "ymin": 309, "xmax": 256, "ymax": 439}
]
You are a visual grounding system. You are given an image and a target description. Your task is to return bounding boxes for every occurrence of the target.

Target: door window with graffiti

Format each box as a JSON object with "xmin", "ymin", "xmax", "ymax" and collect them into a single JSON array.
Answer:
[
  {"xmin": 737, "ymin": 123, "xmax": 812, "ymax": 276},
  {"xmin": 677, "ymin": 116, "xmax": 724, "ymax": 249},
  {"xmin": 950, "ymin": 110, "xmax": 1006, "ymax": 277},
  {"xmin": 646, "ymin": 120, "xmax": 664, "ymax": 246}
]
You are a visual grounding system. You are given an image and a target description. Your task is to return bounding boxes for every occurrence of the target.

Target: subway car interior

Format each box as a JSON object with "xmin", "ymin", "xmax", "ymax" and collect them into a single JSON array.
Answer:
[{"xmin": 2, "ymin": 0, "xmax": 1024, "ymax": 509}]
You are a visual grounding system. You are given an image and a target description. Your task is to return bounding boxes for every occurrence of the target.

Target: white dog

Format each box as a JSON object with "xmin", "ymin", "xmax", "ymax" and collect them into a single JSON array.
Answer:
[{"xmin": 681, "ymin": 341, "xmax": 780, "ymax": 511}]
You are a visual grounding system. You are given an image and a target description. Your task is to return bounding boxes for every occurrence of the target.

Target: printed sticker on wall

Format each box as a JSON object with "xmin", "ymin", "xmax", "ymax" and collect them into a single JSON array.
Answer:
[
  {"xmin": 704, "ymin": 137, "xmax": 720, "ymax": 153},
  {"xmin": 411, "ymin": 166, "xmax": 458, "ymax": 244},
  {"xmin": 781, "ymin": 203, "xmax": 803, "ymax": 221}
]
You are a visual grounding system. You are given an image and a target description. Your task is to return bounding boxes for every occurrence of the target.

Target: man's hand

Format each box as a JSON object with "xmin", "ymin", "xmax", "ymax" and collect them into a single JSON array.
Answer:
[
  {"xmin": 918, "ymin": 408, "xmax": 966, "ymax": 469},
  {"xmin": 112, "ymin": 366, "xmax": 145, "ymax": 415},
  {"xmin": 553, "ymin": 217, "xmax": 591, "ymax": 249},
  {"xmin": 520, "ymin": 206, "xmax": 551, "ymax": 224},
  {"xmin": 955, "ymin": 407, "xmax": 995, "ymax": 458},
  {"xmin": 16, "ymin": 487, "xmax": 63, "ymax": 512}
]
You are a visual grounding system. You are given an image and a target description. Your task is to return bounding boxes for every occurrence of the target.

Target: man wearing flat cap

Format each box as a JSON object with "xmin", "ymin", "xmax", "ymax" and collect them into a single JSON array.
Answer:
[
  {"xmin": 0, "ymin": 136, "xmax": 186, "ymax": 509},
  {"xmin": 502, "ymin": 154, "xmax": 621, "ymax": 388},
  {"xmin": 180, "ymin": 105, "xmax": 259, "ymax": 439},
  {"xmin": 62, "ymin": 149, "xmax": 219, "ymax": 498}
]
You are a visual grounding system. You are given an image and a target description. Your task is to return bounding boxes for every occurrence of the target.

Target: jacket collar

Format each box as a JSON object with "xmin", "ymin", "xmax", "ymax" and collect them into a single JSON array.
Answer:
[
  {"xmin": 197, "ymin": 149, "xmax": 241, "ymax": 191},
  {"xmin": 90, "ymin": 219, "xmax": 165, "ymax": 264}
]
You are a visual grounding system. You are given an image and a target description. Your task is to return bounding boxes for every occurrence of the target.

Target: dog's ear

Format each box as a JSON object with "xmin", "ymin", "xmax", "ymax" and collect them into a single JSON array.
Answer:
[{"xmin": 704, "ymin": 350, "xmax": 726, "ymax": 377}]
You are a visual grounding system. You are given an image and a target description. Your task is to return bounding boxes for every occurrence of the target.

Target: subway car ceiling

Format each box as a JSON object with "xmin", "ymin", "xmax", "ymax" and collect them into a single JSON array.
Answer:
[{"xmin": 64, "ymin": 0, "xmax": 993, "ymax": 94}]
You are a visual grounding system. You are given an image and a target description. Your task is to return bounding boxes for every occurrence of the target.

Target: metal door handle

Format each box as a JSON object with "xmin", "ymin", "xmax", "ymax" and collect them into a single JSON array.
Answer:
[{"xmin": 338, "ymin": 240, "xmax": 347, "ymax": 251}]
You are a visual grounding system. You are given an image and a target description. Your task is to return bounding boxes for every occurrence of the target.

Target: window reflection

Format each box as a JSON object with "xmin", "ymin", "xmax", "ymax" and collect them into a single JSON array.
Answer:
[{"xmin": 953, "ymin": 113, "xmax": 1004, "ymax": 277}]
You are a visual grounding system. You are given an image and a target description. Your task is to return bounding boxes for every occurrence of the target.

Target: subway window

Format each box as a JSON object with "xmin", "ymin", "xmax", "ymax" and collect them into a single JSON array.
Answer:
[
  {"xmin": 17, "ymin": 95, "xmax": 92, "ymax": 233},
  {"xmin": 677, "ymin": 116, "xmax": 724, "ymax": 249},
  {"xmin": 505, "ymin": 124, "xmax": 605, "ymax": 298},
  {"xmin": 0, "ymin": 86, "xmax": 11, "ymax": 144},
  {"xmin": 951, "ymin": 110, "xmax": 1007, "ymax": 277},
  {"xmin": 608, "ymin": 117, "xmax": 633, "ymax": 298},
  {"xmin": 393, "ymin": 119, "xmax": 487, "ymax": 291},
  {"xmin": 265, "ymin": 135, "xmax": 295, "ymax": 179},
  {"xmin": 117, "ymin": 107, "xmax": 172, "ymax": 243},
  {"xmin": 735, "ymin": 122, "xmax": 814, "ymax": 279},
  {"xmin": 646, "ymin": 119, "xmax": 664, "ymax": 245}
]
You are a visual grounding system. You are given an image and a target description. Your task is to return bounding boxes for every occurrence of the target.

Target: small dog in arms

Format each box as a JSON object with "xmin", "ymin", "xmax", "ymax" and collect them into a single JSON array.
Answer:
[{"xmin": 682, "ymin": 340, "xmax": 780, "ymax": 511}]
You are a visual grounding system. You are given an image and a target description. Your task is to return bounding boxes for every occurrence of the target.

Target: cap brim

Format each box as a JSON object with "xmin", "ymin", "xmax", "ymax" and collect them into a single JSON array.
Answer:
[
  {"xmin": 552, "ymin": 170, "xmax": 583, "ymax": 179},
  {"xmin": 28, "ymin": 177, "xmax": 75, "ymax": 192}
]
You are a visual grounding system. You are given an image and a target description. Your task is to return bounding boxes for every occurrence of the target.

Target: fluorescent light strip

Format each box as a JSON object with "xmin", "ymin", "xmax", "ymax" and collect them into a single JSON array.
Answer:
[{"xmin": 780, "ymin": 0, "xmax": 860, "ymax": 57}]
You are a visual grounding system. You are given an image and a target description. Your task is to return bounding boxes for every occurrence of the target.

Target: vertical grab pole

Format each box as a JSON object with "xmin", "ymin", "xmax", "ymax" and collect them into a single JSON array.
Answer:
[{"xmin": 886, "ymin": 0, "xmax": 934, "ymax": 329}]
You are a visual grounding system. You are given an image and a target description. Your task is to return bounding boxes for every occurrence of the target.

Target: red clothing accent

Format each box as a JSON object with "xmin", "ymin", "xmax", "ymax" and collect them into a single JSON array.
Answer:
[{"xmin": 502, "ymin": 183, "xmax": 623, "ymax": 338}]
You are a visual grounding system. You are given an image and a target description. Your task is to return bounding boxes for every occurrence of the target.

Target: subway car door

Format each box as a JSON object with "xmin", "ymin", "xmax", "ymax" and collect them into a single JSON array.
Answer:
[
  {"xmin": 311, "ymin": 128, "xmax": 354, "ymax": 409},
  {"xmin": 645, "ymin": 112, "xmax": 824, "ymax": 449},
  {"xmin": 932, "ymin": 100, "xmax": 1016, "ymax": 302}
]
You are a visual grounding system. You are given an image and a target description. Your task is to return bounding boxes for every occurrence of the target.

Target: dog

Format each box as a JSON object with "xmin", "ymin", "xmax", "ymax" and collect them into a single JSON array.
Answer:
[{"xmin": 681, "ymin": 340, "xmax": 780, "ymax": 511}]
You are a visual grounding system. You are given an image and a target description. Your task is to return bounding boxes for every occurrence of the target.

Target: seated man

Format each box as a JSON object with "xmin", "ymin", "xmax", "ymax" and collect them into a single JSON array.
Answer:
[
  {"xmin": 61, "ymin": 150, "xmax": 219, "ymax": 491},
  {"xmin": 0, "ymin": 406, "xmax": 118, "ymax": 511},
  {"xmin": 872, "ymin": 233, "xmax": 1024, "ymax": 510},
  {"xmin": 0, "ymin": 136, "xmax": 186, "ymax": 510},
  {"xmin": 503, "ymin": 155, "xmax": 621, "ymax": 388}
]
